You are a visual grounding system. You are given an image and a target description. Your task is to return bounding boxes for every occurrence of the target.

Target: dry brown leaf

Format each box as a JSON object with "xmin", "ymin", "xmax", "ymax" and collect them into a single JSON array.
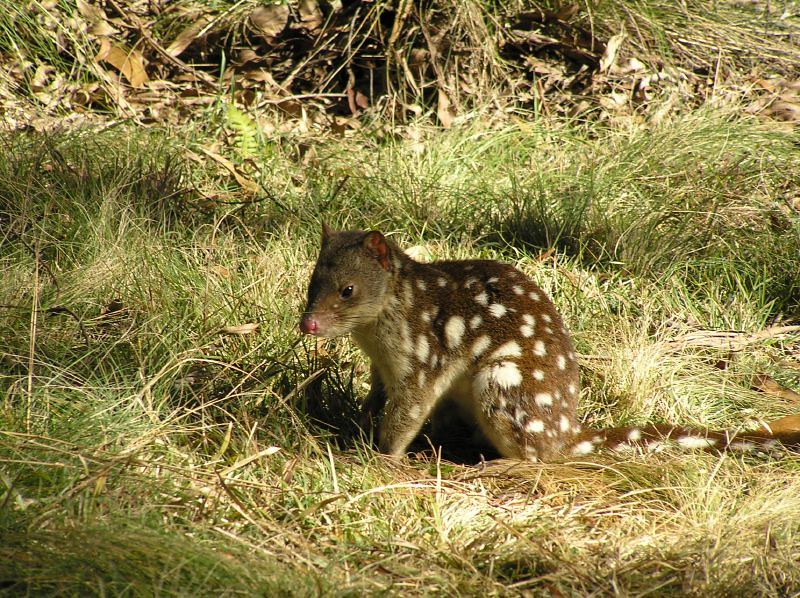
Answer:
[
  {"xmin": 193, "ymin": 147, "xmax": 260, "ymax": 195},
  {"xmin": 95, "ymin": 39, "xmax": 149, "ymax": 88},
  {"xmin": 753, "ymin": 373, "xmax": 800, "ymax": 403},
  {"xmin": 166, "ymin": 16, "xmax": 212, "ymax": 58},
  {"xmin": 209, "ymin": 264, "xmax": 231, "ymax": 278},
  {"xmin": 600, "ymin": 32, "xmax": 625, "ymax": 73},
  {"xmin": 769, "ymin": 100, "xmax": 800, "ymax": 122},
  {"xmin": 89, "ymin": 20, "xmax": 118, "ymax": 37},
  {"xmin": 221, "ymin": 323, "xmax": 260, "ymax": 335},
  {"xmin": 437, "ymin": 89, "xmax": 455, "ymax": 128},
  {"xmin": 250, "ymin": 4, "xmax": 289, "ymax": 39},
  {"xmin": 298, "ymin": 0, "xmax": 323, "ymax": 32},
  {"xmin": 76, "ymin": 0, "xmax": 106, "ymax": 22}
]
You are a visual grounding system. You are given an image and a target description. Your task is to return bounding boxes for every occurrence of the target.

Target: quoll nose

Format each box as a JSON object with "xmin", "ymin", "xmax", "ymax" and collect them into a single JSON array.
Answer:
[{"xmin": 299, "ymin": 315, "xmax": 319, "ymax": 335}]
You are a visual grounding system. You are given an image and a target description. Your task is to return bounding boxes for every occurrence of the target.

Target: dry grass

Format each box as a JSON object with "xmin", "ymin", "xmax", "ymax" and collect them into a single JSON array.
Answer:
[
  {"xmin": 2, "ymin": 1, "xmax": 800, "ymax": 594},
  {"xmin": 1, "ymin": 111, "xmax": 799, "ymax": 595}
]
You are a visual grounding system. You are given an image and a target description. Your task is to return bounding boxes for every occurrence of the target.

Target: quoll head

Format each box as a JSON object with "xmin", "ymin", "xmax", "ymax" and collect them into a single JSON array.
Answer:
[{"xmin": 299, "ymin": 225, "xmax": 394, "ymax": 338}]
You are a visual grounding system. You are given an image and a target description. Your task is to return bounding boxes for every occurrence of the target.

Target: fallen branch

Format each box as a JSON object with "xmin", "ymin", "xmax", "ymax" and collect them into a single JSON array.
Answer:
[{"xmin": 663, "ymin": 325, "xmax": 800, "ymax": 352}]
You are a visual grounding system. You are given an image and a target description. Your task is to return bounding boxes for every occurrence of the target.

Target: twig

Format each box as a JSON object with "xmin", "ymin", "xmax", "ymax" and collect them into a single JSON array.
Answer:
[{"xmin": 663, "ymin": 325, "xmax": 800, "ymax": 352}]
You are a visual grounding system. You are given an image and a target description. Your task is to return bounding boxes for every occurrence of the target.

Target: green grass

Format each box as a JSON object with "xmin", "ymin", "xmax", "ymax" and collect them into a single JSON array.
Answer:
[{"xmin": 1, "ymin": 105, "xmax": 800, "ymax": 594}]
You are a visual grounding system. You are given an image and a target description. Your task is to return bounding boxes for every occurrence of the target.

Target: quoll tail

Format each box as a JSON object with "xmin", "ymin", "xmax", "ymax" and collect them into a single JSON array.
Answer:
[{"xmin": 564, "ymin": 419, "xmax": 800, "ymax": 458}]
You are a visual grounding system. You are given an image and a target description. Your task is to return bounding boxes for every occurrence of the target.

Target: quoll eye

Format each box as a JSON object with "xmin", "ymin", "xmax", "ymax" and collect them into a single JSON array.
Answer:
[{"xmin": 340, "ymin": 285, "xmax": 354, "ymax": 299}]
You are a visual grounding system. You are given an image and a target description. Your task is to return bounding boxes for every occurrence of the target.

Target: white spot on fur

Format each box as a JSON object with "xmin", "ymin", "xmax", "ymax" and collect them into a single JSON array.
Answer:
[
  {"xmin": 529, "ymin": 291, "xmax": 540, "ymax": 301},
  {"xmin": 416, "ymin": 334, "xmax": 430, "ymax": 363},
  {"xmin": 491, "ymin": 341, "xmax": 522, "ymax": 359},
  {"xmin": 488, "ymin": 303, "xmax": 507, "ymax": 318},
  {"xmin": 541, "ymin": 314, "xmax": 552, "ymax": 323},
  {"xmin": 522, "ymin": 314, "xmax": 535, "ymax": 325},
  {"xmin": 512, "ymin": 285, "xmax": 524, "ymax": 295},
  {"xmin": 402, "ymin": 280, "xmax": 414, "ymax": 304},
  {"xmin": 544, "ymin": 326, "xmax": 553, "ymax": 335},
  {"xmin": 416, "ymin": 279, "xmax": 427, "ymax": 291},
  {"xmin": 474, "ymin": 292, "xmax": 488, "ymax": 306},
  {"xmin": 520, "ymin": 324, "xmax": 535, "ymax": 337},
  {"xmin": 487, "ymin": 277, "xmax": 499, "ymax": 283},
  {"xmin": 470, "ymin": 315, "xmax": 482, "ymax": 330},
  {"xmin": 557, "ymin": 355, "xmax": 566, "ymax": 370},
  {"xmin": 568, "ymin": 383, "xmax": 577, "ymax": 395},
  {"xmin": 430, "ymin": 359, "xmax": 467, "ymax": 399},
  {"xmin": 533, "ymin": 340, "xmax": 547, "ymax": 356},
  {"xmin": 532, "ymin": 369, "xmax": 545, "ymax": 381},
  {"xmin": 526, "ymin": 419, "xmax": 545, "ymax": 433},
  {"xmin": 464, "ymin": 277, "xmax": 477, "ymax": 289},
  {"xmin": 421, "ymin": 311, "xmax": 431, "ymax": 323},
  {"xmin": 471, "ymin": 335, "xmax": 491, "ymax": 358},
  {"xmin": 677, "ymin": 436, "xmax": 717, "ymax": 449},
  {"xmin": 430, "ymin": 353, "xmax": 439, "ymax": 369},
  {"xmin": 592, "ymin": 435, "xmax": 604, "ymax": 444},
  {"xmin": 560, "ymin": 415, "xmax": 571, "ymax": 432},
  {"xmin": 572, "ymin": 441, "xmax": 594, "ymax": 455},
  {"xmin": 628, "ymin": 429, "xmax": 642, "ymax": 442},
  {"xmin": 417, "ymin": 370, "xmax": 427, "ymax": 387},
  {"xmin": 534, "ymin": 392, "xmax": 553, "ymax": 407},
  {"xmin": 444, "ymin": 316, "xmax": 465, "ymax": 349},
  {"xmin": 400, "ymin": 320, "xmax": 413, "ymax": 354},
  {"xmin": 491, "ymin": 361, "xmax": 522, "ymax": 389},
  {"xmin": 437, "ymin": 277, "xmax": 447, "ymax": 287}
]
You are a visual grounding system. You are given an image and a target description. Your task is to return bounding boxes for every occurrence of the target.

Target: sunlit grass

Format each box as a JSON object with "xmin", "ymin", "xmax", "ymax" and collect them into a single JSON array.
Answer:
[{"xmin": 0, "ymin": 98, "xmax": 799, "ymax": 596}]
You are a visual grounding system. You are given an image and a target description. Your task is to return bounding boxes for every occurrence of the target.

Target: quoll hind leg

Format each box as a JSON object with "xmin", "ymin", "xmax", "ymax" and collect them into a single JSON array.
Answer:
[{"xmin": 473, "ymin": 386, "xmax": 563, "ymax": 462}]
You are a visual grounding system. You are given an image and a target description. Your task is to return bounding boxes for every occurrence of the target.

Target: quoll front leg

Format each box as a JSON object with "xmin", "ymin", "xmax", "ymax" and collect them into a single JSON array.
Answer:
[
  {"xmin": 378, "ymin": 386, "xmax": 439, "ymax": 457},
  {"xmin": 358, "ymin": 366, "xmax": 387, "ymax": 437}
]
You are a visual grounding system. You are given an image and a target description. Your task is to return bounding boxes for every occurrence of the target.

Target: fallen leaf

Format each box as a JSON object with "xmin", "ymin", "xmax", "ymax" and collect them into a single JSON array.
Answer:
[
  {"xmin": 221, "ymin": 323, "xmax": 260, "ymax": 335},
  {"xmin": 600, "ymin": 32, "xmax": 625, "ymax": 73},
  {"xmin": 76, "ymin": 0, "xmax": 106, "ymax": 22},
  {"xmin": 753, "ymin": 373, "xmax": 800, "ymax": 403},
  {"xmin": 250, "ymin": 4, "xmax": 289, "ymax": 39},
  {"xmin": 95, "ymin": 39, "xmax": 149, "ymax": 88},
  {"xmin": 90, "ymin": 20, "xmax": 118, "ymax": 37},
  {"xmin": 209, "ymin": 265, "xmax": 231, "ymax": 277},
  {"xmin": 193, "ymin": 147, "xmax": 260, "ymax": 195},
  {"xmin": 437, "ymin": 89, "xmax": 455, "ymax": 128},
  {"xmin": 166, "ymin": 16, "xmax": 212, "ymax": 58},
  {"xmin": 298, "ymin": 0, "xmax": 323, "ymax": 32}
]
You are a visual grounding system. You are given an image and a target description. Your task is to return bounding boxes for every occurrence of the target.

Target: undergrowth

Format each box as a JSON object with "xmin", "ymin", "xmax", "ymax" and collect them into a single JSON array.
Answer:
[{"xmin": 1, "ymin": 105, "xmax": 800, "ymax": 595}]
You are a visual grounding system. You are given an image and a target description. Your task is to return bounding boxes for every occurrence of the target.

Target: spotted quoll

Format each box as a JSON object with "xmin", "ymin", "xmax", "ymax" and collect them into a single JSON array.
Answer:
[{"xmin": 300, "ymin": 226, "xmax": 800, "ymax": 461}]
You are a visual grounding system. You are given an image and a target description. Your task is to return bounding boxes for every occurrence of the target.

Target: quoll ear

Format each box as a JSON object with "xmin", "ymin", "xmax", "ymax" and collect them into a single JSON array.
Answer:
[
  {"xmin": 363, "ymin": 231, "xmax": 390, "ymax": 271},
  {"xmin": 321, "ymin": 223, "xmax": 333, "ymax": 245}
]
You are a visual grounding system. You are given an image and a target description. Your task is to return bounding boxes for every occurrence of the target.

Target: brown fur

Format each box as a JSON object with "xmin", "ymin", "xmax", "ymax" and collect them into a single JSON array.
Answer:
[{"xmin": 300, "ymin": 228, "xmax": 799, "ymax": 461}]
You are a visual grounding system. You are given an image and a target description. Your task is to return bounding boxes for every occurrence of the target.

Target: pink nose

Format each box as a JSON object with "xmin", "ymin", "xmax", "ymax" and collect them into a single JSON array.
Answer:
[{"xmin": 299, "ymin": 315, "xmax": 319, "ymax": 335}]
